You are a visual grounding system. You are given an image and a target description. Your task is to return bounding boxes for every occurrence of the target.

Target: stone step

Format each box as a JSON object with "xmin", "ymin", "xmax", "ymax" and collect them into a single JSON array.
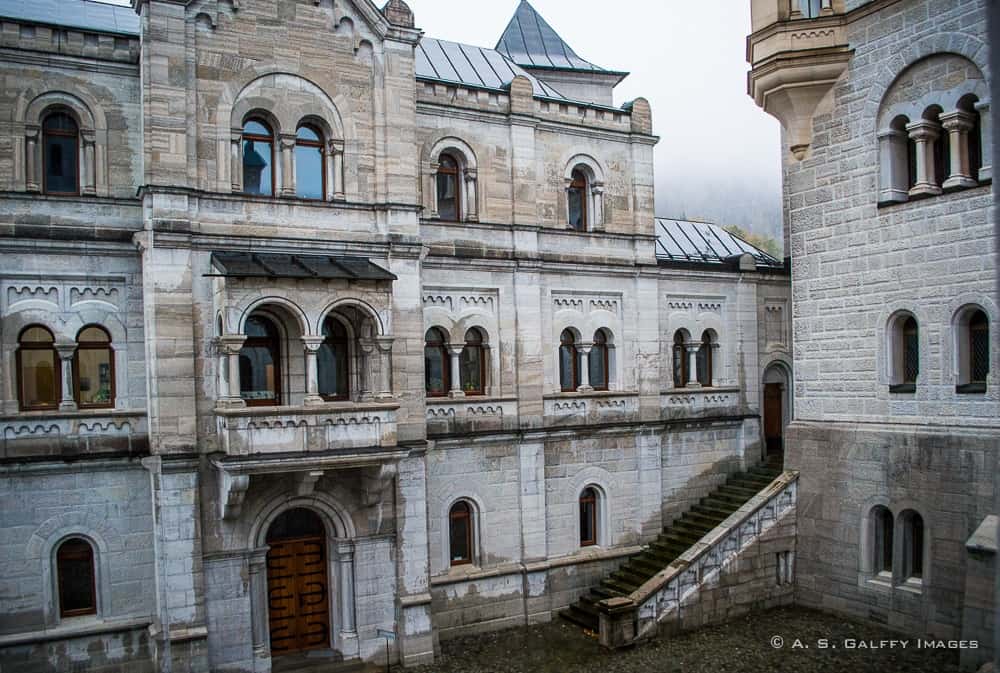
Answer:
[
  {"xmin": 601, "ymin": 576, "xmax": 640, "ymax": 594},
  {"xmin": 686, "ymin": 507, "xmax": 730, "ymax": 525},
  {"xmin": 559, "ymin": 605, "xmax": 598, "ymax": 631},
  {"xmin": 671, "ymin": 519, "xmax": 714, "ymax": 537}
]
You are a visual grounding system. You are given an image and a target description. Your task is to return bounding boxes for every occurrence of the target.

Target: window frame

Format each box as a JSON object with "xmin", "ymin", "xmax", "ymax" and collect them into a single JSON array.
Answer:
[
  {"xmin": 459, "ymin": 328, "xmax": 486, "ymax": 396},
  {"xmin": 448, "ymin": 500, "xmax": 474, "ymax": 567},
  {"xmin": 73, "ymin": 325, "xmax": 115, "ymax": 410},
  {"xmin": 436, "ymin": 153, "xmax": 462, "ymax": 222},
  {"xmin": 240, "ymin": 314, "xmax": 282, "ymax": 407},
  {"xmin": 16, "ymin": 324, "xmax": 61, "ymax": 412},
  {"xmin": 672, "ymin": 331, "xmax": 688, "ymax": 388},
  {"xmin": 899, "ymin": 510, "xmax": 925, "ymax": 583},
  {"xmin": 559, "ymin": 329, "xmax": 579, "ymax": 392},
  {"xmin": 318, "ymin": 316, "xmax": 350, "ymax": 402},
  {"xmin": 424, "ymin": 327, "xmax": 450, "ymax": 397},
  {"xmin": 56, "ymin": 537, "xmax": 97, "ymax": 618},
  {"xmin": 294, "ymin": 124, "xmax": 326, "ymax": 201},
  {"xmin": 889, "ymin": 314, "xmax": 919, "ymax": 393},
  {"xmin": 42, "ymin": 111, "xmax": 80, "ymax": 196},
  {"xmin": 579, "ymin": 486, "xmax": 598, "ymax": 547},
  {"xmin": 242, "ymin": 118, "xmax": 276, "ymax": 197},
  {"xmin": 871, "ymin": 506, "xmax": 894, "ymax": 576},
  {"xmin": 958, "ymin": 309, "xmax": 990, "ymax": 393},
  {"xmin": 567, "ymin": 169, "xmax": 588, "ymax": 232},
  {"xmin": 589, "ymin": 330, "xmax": 609, "ymax": 391},
  {"xmin": 697, "ymin": 331, "xmax": 714, "ymax": 388}
]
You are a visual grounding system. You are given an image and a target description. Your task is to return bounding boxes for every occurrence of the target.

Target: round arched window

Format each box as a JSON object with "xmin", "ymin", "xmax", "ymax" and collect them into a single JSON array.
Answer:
[
  {"xmin": 242, "ymin": 119, "xmax": 274, "ymax": 196},
  {"xmin": 43, "ymin": 112, "xmax": 79, "ymax": 195},
  {"xmin": 74, "ymin": 325, "xmax": 114, "ymax": 408}
]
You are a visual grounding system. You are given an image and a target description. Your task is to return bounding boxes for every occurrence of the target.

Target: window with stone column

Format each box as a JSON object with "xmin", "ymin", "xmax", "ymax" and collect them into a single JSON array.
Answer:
[
  {"xmin": 16, "ymin": 325, "xmax": 60, "ymax": 411},
  {"xmin": 563, "ymin": 159, "xmax": 605, "ymax": 232},
  {"xmin": 23, "ymin": 94, "xmax": 102, "ymax": 197},
  {"xmin": 426, "ymin": 142, "xmax": 479, "ymax": 223}
]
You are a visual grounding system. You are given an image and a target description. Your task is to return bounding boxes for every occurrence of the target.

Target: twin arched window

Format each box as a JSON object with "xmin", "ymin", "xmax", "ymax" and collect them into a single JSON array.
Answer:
[
  {"xmin": 241, "ymin": 119, "xmax": 329, "ymax": 200},
  {"xmin": 448, "ymin": 500, "xmax": 473, "ymax": 566},
  {"xmin": 869, "ymin": 506, "xmax": 924, "ymax": 584},
  {"xmin": 240, "ymin": 315, "xmax": 282, "ymax": 406},
  {"xmin": 423, "ymin": 327, "xmax": 486, "ymax": 396},
  {"xmin": 56, "ymin": 537, "xmax": 97, "ymax": 618},
  {"xmin": 671, "ymin": 330, "xmax": 716, "ymax": 388},
  {"xmin": 16, "ymin": 324, "xmax": 114, "ymax": 411},
  {"xmin": 436, "ymin": 154, "xmax": 461, "ymax": 221},
  {"xmin": 43, "ymin": 112, "xmax": 79, "ymax": 195},
  {"xmin": 559, "ymin": 329, "xmax": 613, "ymax": 392}
]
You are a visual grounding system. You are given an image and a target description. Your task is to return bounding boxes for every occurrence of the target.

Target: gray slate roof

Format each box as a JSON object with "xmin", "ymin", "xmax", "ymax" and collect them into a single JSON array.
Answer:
[
  {"xmin": 495, "ymin": 0, "xmax": 618, "ymax": 74},
  {"xmin": 655, "ymin": 218, "xmax": 783, "ymax": 269},
  {"xmin": 0, "ymin": 0, "xmax": 139, "ymax": 35},
  {"xmin": 416, "ymin": 37, "xmax": 570, "ymax": 101}
]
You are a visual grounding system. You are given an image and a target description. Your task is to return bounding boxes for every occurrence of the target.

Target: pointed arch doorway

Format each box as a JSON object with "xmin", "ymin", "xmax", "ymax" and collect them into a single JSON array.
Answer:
[{"xmin": 266, "ymin": 507, "xmax": 331, "ymax": 654}]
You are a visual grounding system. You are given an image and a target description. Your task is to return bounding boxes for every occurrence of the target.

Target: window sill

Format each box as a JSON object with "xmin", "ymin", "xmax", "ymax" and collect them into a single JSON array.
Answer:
[
  {"xmin": 543, "ymin": 390, "xmax": 638, "ymax": 399},
  {"xmin": 214, "ymin": 400, "xmax": 399, "ymax": 416},
  {"xmin": 0, "ymin": 408, "xmax": 144, "ymax": 422},
  {"xmin": 0, "ymin": 616, "xmax": 152, "ymax": 648},
  {"xmin": 956, "ymin": 383, "xmax": 987, "ymax": 395},
  {"xmin": 877, "ymin": 179, "xmax": 991, "ymax": 209},
  {"xmin": 888, "ymin": 384, "xmax": 916, "ymax": 394}
]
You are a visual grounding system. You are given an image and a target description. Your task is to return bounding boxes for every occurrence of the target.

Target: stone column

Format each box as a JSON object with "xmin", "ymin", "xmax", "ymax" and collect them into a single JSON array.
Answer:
[
  {"xmin": 218, "ymin": 335, "xmax": 247, "ymax": 408},
  {"xmin": 337, "ymin": 541, "xmax": 357, "ymax": 637},
  {"xmin": 941, "ymin": 110, "xmax": 978, "ymax": 189},
  {"xmin": 230, "ymin": 129, "xmax": 242, "ymax": 192},
  {"xmin": 447, "ymin": 344, "xmax": 464, "ymax": 398},
  {"xmin": 877, "ymin": 128, "xmax": 910, "ymax": 203},
  {"xmin": 591, "ymin": 182, "xmax": 605, "ymax": 231},
  {"xmin": 81, "ymin": 129, "xmax": 97, "ymax": 196},
  {"xmin": 214, "ymin": 337, "xmax": 229, "ymax": 400},
  {"xmin": 323, "ymin": 144, "xmax": 335, "ymax": 201},
  {"xmin": 279, "ymin": 133, "xmax": 296, "ymax": 197},
  {"xmin": 302, "ymin": 336, "xmax": 325, "ymax": 406},
  {"xmin": 332, "ymin": 141, "xmax": 346, "ymax": 201},
  {"xmin": 428, "ymin": 162, "xmax": 440, "ymax": 218},
  {"xmin": 358, "ymin": 338, "xmax": 375, "ymax": 402},
  {"xmin": 974, "ymin": 99, "xmax": 992, "ymax": 181},
  {"xmin": 374, "ymin": 336, "xmax": 394, "ymax": 400},
  {"xmin": 463, "ymin": 168, "xmax": 479, "ymax": 222},
  {"xmin": 906, "ymin": 119, "xmax": 943, "ymax": 197},
  {"xmin": 55, "ymin": 343, "xmax": 77, "ymax": 411},
  {"xmin": 577, "ymin": 343, "xmax": 594, "ymax": 393},
  {"xmin": 247, "ymin": 547, "xmax": 271, "ymax": 663},
  {"xmin": 25, "ymin": 125, "xmax": 40, "ymax": 192},
  {"xmin": 685, "ymin": 343, "xmax": 701, "ymax": 388}
]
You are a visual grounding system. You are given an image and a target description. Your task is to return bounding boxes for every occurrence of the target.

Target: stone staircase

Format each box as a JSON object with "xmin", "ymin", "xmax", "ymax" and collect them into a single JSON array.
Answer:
[{"xmin": 560, "ymin": 459, "xmax": 784, "ymax": 632}]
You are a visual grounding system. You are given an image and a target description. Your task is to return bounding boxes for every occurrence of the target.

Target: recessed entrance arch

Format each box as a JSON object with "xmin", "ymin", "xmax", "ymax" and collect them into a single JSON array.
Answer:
[
  {"xmin": 265, "ymin": 507, "xmax": 330, "ymax": 654},
  {"xmin": 762, "ymin": 362, "xmax": 792, "ymax": 463}
]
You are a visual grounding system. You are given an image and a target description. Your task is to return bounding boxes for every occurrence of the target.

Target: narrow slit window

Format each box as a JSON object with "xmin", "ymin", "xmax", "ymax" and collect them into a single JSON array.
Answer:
[
  {"xmin": 579, "ymin": 487, "xmax": 598, "ymax": 546},
  {"xmin": 43, "ymin": 112, "xmax": 79, "ymax": 195},
  {"xmin": 436, "ymin": 154, "xmax": 461, "ymax": 221},
  {"xmin": 449, "ymin": 501, "xmax": 473, "ymax": 566}
]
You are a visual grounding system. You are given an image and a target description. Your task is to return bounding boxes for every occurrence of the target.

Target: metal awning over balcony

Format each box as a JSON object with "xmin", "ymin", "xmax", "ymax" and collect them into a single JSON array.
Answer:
[{"xmin": 208, "ymin": 252, "xmax": 397, "ymax": 281}]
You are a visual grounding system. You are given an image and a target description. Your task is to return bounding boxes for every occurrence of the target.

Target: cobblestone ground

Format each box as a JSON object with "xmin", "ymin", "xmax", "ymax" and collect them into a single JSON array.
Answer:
[{"xmin": 408, "ymin": 607, "xmax": 966, "ymax": 673}]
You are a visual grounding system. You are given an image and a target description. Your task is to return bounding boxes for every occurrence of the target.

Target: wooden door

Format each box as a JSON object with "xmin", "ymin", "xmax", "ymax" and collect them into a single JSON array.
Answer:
[
  {"xmin": 267, "ymin": 536, "xmax": 330, "ymax": 654},
  {"xmin": 763, "ymin": 383, "xmax": 783, "ymax": 453}
]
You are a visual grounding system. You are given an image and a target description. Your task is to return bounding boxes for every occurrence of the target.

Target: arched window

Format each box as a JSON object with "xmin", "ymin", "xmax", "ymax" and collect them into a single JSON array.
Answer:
[
  {"xmin": 559, "ymin": 329, "xmax": 578, "ymax": 392},
  {"xmin": 424, "ymin": 328, "xmax": 450, "ymax": 397},
  {"xmin": 242, "ymin": 119, "xmax": 274, "ymax": 196},
  {"xmin": 74, "ymin": 326, "xmax": 114, "ymax": 408},
  {"xmin": 56, "ymin": 538, "xmax": 96, "ymax": 617},
  {"xmin": 448, "ymin": 501, "xmax": 473, "ymax": 566},
  {"xmin": 567, "ymin": 169, "xmax": 588, "ymax": 231},
  {"xmin": 890, "ymin": 315, "xmax": 919, "ymax": 392},
  {"xmin": 969, "ymin": 310, "xmax": 989, "ymax": 385},
  {"xmin": 436, "ymin": 154, "xmax": 461, "ymax": 221},
  {"xmin": 697, "ymin": 331, "xmax": 714, "ymax": 387},
  {"xmin": 240, "ymin": 315, "xmax": 281, "ymax": 406},
  {"xmin": 579, "ymin": 487, "xmax": 598, "ymax": 547},
  {"xmin": 295, "ymin": 125, "xmax": 325, "ymax": 200},
  {"xmin": 460, "ymin": 328, "xmax": 485, "ymax": 396},
  {"xmin": 43, "ymin": 112, "xmax": 79, "ymax": 195},
  {"xmin": 899, "ymin": 510, "xmax": 924, "ymax": 581},
  {"xmin": 672, "ymin": 331, "xmax": 688, "ymax": 388},
  {"xmin": 589, "ymin": 330, "xmax": 609, "ymax": 391},
  {"xmin": 318, "ymin": 317, "xmax": 349, "ymax": 400},
  {"xmin": 871, "ymin": 506, "xmax": 894, "ymax": 576},
  {"xmin": 902, "ymin": 317, "xmax": 919, "ymax": 384},
  {"xmin": 17, "ymin": 325, "xmax": 59, "ymax": 411}
]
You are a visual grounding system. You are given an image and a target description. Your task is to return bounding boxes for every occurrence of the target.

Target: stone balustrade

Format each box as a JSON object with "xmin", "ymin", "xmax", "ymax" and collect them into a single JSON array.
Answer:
[
  {"xmin": 659, "ymin": 387, "xmax": 742, "ymax": 419},
  {"xmin": 0, "ymin": 410, "xmax": 148, "ymax": 459},
  {"xmin": 425, "ymin": 397, "xmax": 518, "ymax": 435},
  {"xmin": 542, "ymin": 391, "xmax": 640, "ymax": 426}
]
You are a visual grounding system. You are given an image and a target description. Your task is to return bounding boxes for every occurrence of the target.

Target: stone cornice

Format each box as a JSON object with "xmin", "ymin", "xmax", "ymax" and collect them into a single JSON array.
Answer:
[{"xmin": 0, "ymin": 47, "xmax": 140, "ymax": 74}]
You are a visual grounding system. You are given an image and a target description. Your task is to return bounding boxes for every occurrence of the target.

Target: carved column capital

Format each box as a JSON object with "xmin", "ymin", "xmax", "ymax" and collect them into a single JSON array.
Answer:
[
  {"xmin": 374, "ymin": 336, "xmax": 394, "ymax": 353},
  {"xmin": 301, "ymin": 335, "xmax": 325, "ymax": 353},
  {"xmin": 939, "ymin": 109, "xmax": 975, "ymax": 133},
  {"xmin": 278, "ymin": 133, "xmax": 297, "ymax": 150},
  {"xmin": 25, "ymin": 124, "xmax": 40, "ymax": 140},
  {"xmin": 218, "ymin": 334, "xmax": 247, "ymax": 355},
  {"xmin": 905, "ymin": 119, "xmax": 941, "ymax": 142},
  {"xmin": 54, "ymin": 342, "xmax": 77, "ymax": 359}
]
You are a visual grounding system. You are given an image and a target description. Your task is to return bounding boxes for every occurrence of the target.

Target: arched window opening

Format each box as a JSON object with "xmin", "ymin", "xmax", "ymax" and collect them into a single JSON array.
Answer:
[
  {"xmin": 424, "ymin": 328, "xmax": 450, "ymax": 397},
  {"xmin": 74, "ymin": 326, "xmax": 114, "ymax": 408},
  {"xmin": 460, "ymin": 328, "xmax": 485, "ymax": 396},
  {"xmin": 449, "ymin": 501, "xmax": 473, "ymax": 566},
  {"xmin": 589, "ymin": 330, "xmax": 609, "ymax": 391},
  {"xmin": 43, "ymin": 112, "xmax": 79, "ymax": 195},
  {"xmin": 871, "ymin": 506, "xmax": 894, "ymax": 576},
  {"xmin": 697, "ymin": 331, "xmax": 714, "ymax": 387},
  {"xmin": 579, "ymin": 487, "xmax": 598, "ymax": 547},
  {"xmin": 295, "ymin": 125, "xmax": 325, "ymax": 200},
  {"xmin": 240, "ymin": 315, "xmax": 281, "ymax": 406},
  {"xmin": 890, "ymin": 315, "xmax": 919, "ymax": 393},
  {"xmin": 436, "ymin": 154, "xmax": 461, "ymax": 221},
  {"xmin": 318, "ymin": 317, "xmax": 349, "ymax": 400},
  {"xmin": 56, "ymin": 538, "xmax": 96, "ymax": 618},
  {"xmin": 17, "ymin": 325, "xmax": 59, "ymax": 411},
  {"xmin": 559, "ymin": 329, "xmax": 579, "ymax": 392},
  {"xmin": 265, "ymin": 507, "xmax": 325, "ymax": 543},
  {"xmin": 672, "ymin": 331, "xmax": 688, "ymax": 388},
  {"xmin": 900, "ymin": 511, "xmax": 924, "ymax": 581},
  {"xmin": 567, "ymin": 169, "xmax": 588, "ymax": 231},
  {"xmin": 242, "ymin": 119, "xmax": 274, "ymax": 196},
  {"xmin": 969, "ymin": 310, "xmax": 989, "ymax": 385}
]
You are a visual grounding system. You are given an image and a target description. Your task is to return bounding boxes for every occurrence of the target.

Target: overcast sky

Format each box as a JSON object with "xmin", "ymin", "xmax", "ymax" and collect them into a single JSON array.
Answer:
[{"xmin": 105, "ymin": 0, "xmax": 783, "ymax": 238}]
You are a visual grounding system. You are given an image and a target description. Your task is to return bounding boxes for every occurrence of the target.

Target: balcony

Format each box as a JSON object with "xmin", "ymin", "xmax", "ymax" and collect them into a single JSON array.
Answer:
[
  {"xmin": 747, "ymin": 0, "xmax": 852, "ymax": 159},
  {"xmin": 542, "ymin": 391, "xmax": 640, "ymax": 426},
  {"xmin": 425, "ymin": 396, "xmax": 518, "ymax": 436},
  {"xmin": 660, "ymin": 387, "xmax": 742, "ymax": 420},
  {"xmin": 1, "ymin": 409, "xmax": 148, "ymax": 460}
]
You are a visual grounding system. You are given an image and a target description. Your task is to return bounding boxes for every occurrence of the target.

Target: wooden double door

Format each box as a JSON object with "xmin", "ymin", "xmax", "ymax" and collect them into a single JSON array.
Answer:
[{"xmin": 266, "ymin": 509, "xmax": 331, "ymax": 654}]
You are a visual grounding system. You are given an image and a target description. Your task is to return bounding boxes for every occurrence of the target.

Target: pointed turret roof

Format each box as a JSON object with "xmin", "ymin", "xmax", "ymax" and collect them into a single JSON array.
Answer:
[{"xmin": 495, "ymin": 0, "xmax": 624, "ymax": 75}]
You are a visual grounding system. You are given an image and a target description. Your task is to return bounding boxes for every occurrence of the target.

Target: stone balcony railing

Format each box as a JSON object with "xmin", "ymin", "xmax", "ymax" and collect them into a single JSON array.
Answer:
[
  {"xmin": 659, "ymin": 387, "xmax": 743, "ymax": 419},
  {"xmin": 543, "ymin": 391, "xmax": 640, "ymax": 426},
  {"xmin": 425, "ymin": 396, "xmax": 518, "ymax": 436},
  {"xmin": 0, "ymin": 409, "xmax": 148, "ymax": 459},
  {"xmin": 214, "ymin": 402, "xmax": 398, "ymax": 457}
]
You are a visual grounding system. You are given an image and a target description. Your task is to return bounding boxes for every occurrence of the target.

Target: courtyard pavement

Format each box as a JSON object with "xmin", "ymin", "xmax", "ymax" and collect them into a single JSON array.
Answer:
[{"xmin": 406, "ymin": 606, "xmax": 967, "ymax": 673}]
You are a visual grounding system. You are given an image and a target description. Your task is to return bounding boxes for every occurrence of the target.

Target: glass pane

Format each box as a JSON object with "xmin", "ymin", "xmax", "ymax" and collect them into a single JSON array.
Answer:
[
  {"xmin": 460, "ymin": 346, "xmax": 482, "ymax": 394},
  {"xmin": 560, "ymin": 345, "xmax": 575, "ymax": 391},
  {"xmin": 295, "ymin": 144, "xmax": 324, "ymax": 200},
  {"xmin": 243, "ymin": 139, "xmax": 273, "ymax": 196},
  {"xmin": 296, "ymin": 126, "xmax": 320, "ymax": 142},
  {"xmin": 77, "ymin": 348, "xmax": 113, "ymax": 406},
  {"xmin": 239, "ymin": 346, "xmax": 277, "ymax": 401},
  {"xmin": 79, "ymin": 326, "xmax": 109, "ymax": 342},
  {"xmin": 266, "ymin": 507, "xmax": 325, "ymax": 541},
  {"xmin": 22, "ymin": 326, "xmax": 53, "ymax": 343},
  {"xmin": 903, "ymin": 325, "xmax": 919, "ymax": 383},
  {"xmin": 437, "ymin": 172, "xmax": 459, "ymax": 221},
  {"xmin": 800, "ymin": 0, "xmax": 821, "ymax": 17},
  {"xmin": 579, "ymin": 498, "xmax": 595, "ymax": 544},
  {"xmin": 318, "ymin": 342, "xmax": 348, "ymax": 398},
  {"xmin": 697, "ymin": 348, "xmax": 710, "ymax": 386},
  {"xmin": 57, "ymin": 540, "xmax": 95, "ymax": 615},
  {"xmin": 567, "ymin": 187, "xmax": 585, "ymax": 230},
  {"xmin": 45, "ymin": 133, "xmax": 78, "ymax": 194},
  {"xmin": 244, "ymin": 120, "xmax": 271, "ymax": 136},
  {"xmin": 589, "ymin": 345, "xmax": 607, "ymax": 389},
  {"xmin": 673, "ymin": 345, "xmax": 685, "ymax": 387},
  {"xmin": 424, "ymin": 346, "xmax": 446, "ymax": 394},
  {"xmin": 449, "ymin": 514, "xmax": 470, "ymax": 562},
  {"xmin": 971, "ymin": 318, "xmax": 989, "ymax": 383},
  {"xmin": 44, "ymin": 113, "xmax": 77, "ymax": 132},
  {"xmin": 20, "ymin": 349, "xmax": 58, "ymax": 408},
  {"xmin": 245, "ymin": 316, "xmax": 272, "ymax": 338}
]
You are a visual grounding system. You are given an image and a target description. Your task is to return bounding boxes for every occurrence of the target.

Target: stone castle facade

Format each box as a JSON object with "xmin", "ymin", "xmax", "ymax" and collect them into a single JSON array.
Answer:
[{"xmin": 0, "ymin": 1, "xmax": 792, "ymax": 671}]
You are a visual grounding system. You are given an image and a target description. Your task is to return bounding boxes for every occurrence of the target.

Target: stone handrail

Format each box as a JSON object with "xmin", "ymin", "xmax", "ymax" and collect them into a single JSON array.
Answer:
[{"xmin": 598, "ymin": 470, "xmax": 799, "ymax": 647}]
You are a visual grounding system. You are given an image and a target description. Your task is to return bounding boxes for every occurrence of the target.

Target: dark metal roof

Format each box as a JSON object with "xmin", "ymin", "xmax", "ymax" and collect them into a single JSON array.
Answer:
[
  {"xmin": 495, "ymin": 0, "xmax": 622, "ymax": 75},
  {"xmin": 416, "ymin": 37, "xmax": 569, "ymax": 100},
  {"xmin": 0, "ymin": 0, "xmax": 139, "ymax": 35},
  {"xmin": 210, "ymin": 252, "xmax": 397, "ymax": 281},
  {"xmin": 655, "ymin": 218, "xmax": 783, "ymax": 270}
]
